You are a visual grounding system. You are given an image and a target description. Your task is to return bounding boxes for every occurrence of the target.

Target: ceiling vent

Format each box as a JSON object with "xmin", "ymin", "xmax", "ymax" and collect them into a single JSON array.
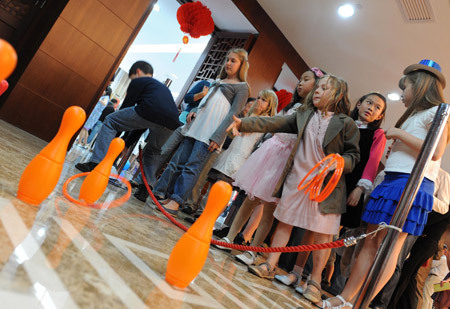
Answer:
[{"xmin": 397, "ymin": 0, "xmax": 435, "ymax": 22}]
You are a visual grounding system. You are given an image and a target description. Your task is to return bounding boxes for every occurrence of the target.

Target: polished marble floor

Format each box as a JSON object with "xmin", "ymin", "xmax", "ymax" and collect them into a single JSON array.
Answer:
[{"xmin": 0, "ymin": 119, "xmax": 318, "ymax": 308}]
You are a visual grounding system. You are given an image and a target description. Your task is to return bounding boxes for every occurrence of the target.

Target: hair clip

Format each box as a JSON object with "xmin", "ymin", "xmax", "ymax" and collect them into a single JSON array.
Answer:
[{"xmin": 310, "ymin": 67, "xmax": 324, "ymax": 78}]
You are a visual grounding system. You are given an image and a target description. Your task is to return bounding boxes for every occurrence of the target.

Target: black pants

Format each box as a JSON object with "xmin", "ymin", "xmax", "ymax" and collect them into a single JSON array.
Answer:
[{"xmin": 389, "ymin": 211, "xmax": 450, "ymax": 309}]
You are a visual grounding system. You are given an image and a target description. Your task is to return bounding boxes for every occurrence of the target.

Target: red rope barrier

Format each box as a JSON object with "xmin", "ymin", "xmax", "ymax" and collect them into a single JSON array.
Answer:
[{"xmin": 138, "ymin": 148, "xmax": 345, "ymax": 253}]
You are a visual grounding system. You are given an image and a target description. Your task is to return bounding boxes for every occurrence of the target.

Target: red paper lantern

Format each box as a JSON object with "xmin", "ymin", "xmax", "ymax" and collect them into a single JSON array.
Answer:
[
  {"xmin": 177, "ymin": 2, "xmax": 214, "ymax": 39},
  {"xmin": 275, "ymin": 89, "xmax": 293, "ymax": 112},
  {"xmin": 182, "ymin": 35, "xmax": 189, "ymax": 44},
  {"xmin": 0, "ymin": 80, "xmax": 8, "ymax": 96}
]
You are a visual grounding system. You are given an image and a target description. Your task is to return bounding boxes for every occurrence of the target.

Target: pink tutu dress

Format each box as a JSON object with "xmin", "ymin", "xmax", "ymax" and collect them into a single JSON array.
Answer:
[
  {"xmin": 233, "ymin": 103, "xmax": 300, "ymax": 203},
  {"xmin": 233, "ymin": 132, "xmax": 296, "ymax": 202}
]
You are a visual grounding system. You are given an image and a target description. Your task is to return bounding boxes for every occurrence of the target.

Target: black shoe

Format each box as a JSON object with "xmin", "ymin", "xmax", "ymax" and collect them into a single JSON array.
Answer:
[
  {"xmin": 213, "ymin": 226, "xmax": 230, "ymax": 238},
  {"xmin": 233, "ymin": 232, "xmax": 250, "ymax": 246},
  {"xmin": 130, "ymin": 180, "xmax": 139, "ymax": 188},
  {"xmin": 75, "ymin": 161, "xmax": 98, "ymax": 172},
  {"xmin": 182, "ymin": 205, "xmax": 195, "ymax": 215},
  {"xmin": 184, "ymin": 216, "xmax": 195, "ymax": 224},
  {"xmin": 133, "ymin": 184, "xmax": 149, "ymax": 202}
]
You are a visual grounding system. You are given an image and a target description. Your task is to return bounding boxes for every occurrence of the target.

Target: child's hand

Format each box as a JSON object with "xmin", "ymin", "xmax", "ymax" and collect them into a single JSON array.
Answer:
[
  {"xmin": 347, "ymin": 187, "xmax": 363, "ymax": 206},
  {"xmin": 202, "ymin": 86, "xmax": 209, "ymax": 96},
  {"xmin": 226, "ymin": 115, "xmax": 242, "ymax": 136},
  {"xmin": 187, "ymin": 112, "xmax": 196, "ymax": 124},
  {"xmin": 385, "ymin": 128, "xmax": 403, "ymax": 140},
  {"xmin": 208, "ymin": 141, "xmax": 219, "ymax": 152}
]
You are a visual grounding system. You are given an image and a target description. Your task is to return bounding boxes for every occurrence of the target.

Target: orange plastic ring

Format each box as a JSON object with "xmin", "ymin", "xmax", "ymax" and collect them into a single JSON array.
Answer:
[
  {"xmin": 298, "ymin": 154, "xmax": 344, "ymax": 202},
  {"xmin": 310, "ymin": 155, "xmax": 336, "ymax": 200},
  {"xmin": 298, "ymin": 154, "xmax": 338, "ymax": 191},
  {"xmin": 62, "ymin": 172, "xmax": 131, "ymax": 208},
  {"xmin": 314, "ymin": 156, "xmax": 344, "ymax": 202}
]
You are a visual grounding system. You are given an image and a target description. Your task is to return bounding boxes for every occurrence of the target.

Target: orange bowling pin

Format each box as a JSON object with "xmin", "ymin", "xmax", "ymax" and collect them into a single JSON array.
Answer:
[
  {"xmin": 165, "ymin": 181, "xmax": 232, "ymax": 288},
  {"xmin": 78, "ymin": 138, "xmax": 125, "ymax": 204},
  {"xmin": 17, "ymin": 106, "xmax": 86, "ymax": 205}
]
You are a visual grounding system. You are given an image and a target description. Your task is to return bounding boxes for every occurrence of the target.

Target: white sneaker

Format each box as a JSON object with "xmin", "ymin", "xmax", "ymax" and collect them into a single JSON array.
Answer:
[
  {"xmin": 214, "ymin": 237, "xmax": 232, "ymax": 251},
  {"xmin": 235, "ymin": 251, "xmax": 256, "ymax": 265}
]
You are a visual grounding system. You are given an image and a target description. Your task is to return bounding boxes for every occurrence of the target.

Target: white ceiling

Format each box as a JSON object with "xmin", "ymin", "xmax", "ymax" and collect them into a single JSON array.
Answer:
[
  {"xmin": 200, "ymin": 0, "xmax": 450, "ymax": 171},
  {"xmin": 256, "ymin": 0, "xmax": 450, "ymax": 132},
  {"xmin": 198, "ymin": 0, "xmax": 257, "ymax": 34}
]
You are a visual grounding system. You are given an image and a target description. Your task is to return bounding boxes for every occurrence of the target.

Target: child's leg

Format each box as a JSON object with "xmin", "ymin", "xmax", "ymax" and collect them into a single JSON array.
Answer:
[
  {"xmin": 309, "ymin": 232, "xmax": 333, "ymax": 286},
  {"xmin": 371, "ymin": 232, "xmax": 407, "ymax": 296},
  {"xmin": 275, "ymin": 230, "xmax": 314, "ymax": 286},
  {"xmin": 324, "ymin": 224, "xmax": 407, "ymax": 306},
  {"xmin": 250, "ymin": 201, "xmax": 276, "ymax": 247},
  {"xmin": 225, "ymin": 197, "xmax": 260, "ymax": 241},
  {"xmin": 292, "ymin": 230, "xmax": 314, "ymax": 275},
  {"xmin": 264, "ymin": 222, "xmax": 293, "ymax": 269},
  {"xmin": 241, "ymin": 202, "xmax": 264, "ymax": 242},
  {"xmin": 323, "ymin": 251, "xmax": 335, "ymax": 285}
]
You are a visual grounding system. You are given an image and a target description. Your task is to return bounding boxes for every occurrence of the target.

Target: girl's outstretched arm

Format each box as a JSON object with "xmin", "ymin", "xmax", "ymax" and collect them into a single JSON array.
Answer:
[{"xmin": 226, "ymin": 115, "xmax": 242, "ymax": 136}]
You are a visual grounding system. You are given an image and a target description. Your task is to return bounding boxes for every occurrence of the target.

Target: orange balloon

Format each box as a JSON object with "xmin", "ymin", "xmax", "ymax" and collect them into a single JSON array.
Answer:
[{"xmin": 0, "ymin": 39, "xmax": 17, "ymax": 80}]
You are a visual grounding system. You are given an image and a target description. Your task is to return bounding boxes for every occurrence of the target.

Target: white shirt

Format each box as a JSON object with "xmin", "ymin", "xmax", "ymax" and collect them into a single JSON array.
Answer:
[
  {"xmin": 430, "ymin": 255, "xmax": 449, "ymax": 279},
  {"xmin": 384, "ymin": 106, "xmax": 440, "ymax": 181}
]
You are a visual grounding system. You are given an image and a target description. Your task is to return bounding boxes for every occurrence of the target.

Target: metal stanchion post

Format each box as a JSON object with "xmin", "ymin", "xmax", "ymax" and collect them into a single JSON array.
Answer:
[{"xmin": 355, "ymin": 103, "xmax": 449, "ymax": 308}]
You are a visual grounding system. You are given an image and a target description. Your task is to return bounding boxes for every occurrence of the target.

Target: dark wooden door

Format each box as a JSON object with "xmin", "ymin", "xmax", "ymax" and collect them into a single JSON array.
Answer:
[
  {"xmin": 0, "ymin": 0, "xmax": 68, "ymax": 109},
  {"xmin": 0, "ymin": 0, "xmax": 40, "ymax": 43}
]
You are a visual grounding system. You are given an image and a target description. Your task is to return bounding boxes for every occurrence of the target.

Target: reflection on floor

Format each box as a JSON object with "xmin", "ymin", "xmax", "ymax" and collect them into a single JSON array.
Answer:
[{"xmin": 0, "ymin": 119, "xmax": 318, "ymax": 308}]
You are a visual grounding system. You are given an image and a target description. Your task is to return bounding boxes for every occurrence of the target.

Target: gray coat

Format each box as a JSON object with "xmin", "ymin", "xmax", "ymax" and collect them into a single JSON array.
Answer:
[{"xmin": 240, "ymin": 108, "xmax": 360, "ymax": 214}]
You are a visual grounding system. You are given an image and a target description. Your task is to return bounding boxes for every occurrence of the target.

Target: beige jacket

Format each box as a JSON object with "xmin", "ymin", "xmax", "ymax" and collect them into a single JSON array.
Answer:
[{"xmin": 240, "ymin": 109, "xmax": 360, "ymax": 214}]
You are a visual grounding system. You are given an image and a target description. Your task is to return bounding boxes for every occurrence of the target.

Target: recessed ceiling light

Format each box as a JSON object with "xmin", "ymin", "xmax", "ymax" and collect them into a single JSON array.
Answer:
[
  {"xmin": 388, "ymin": 93, "xmax": 401, "ymax": 101},
  {"xmin": 153, "ymin": 4, "xmax": 160, "ymax": 12},
  {"xmin": 338, "ymin": 4, "xmax": 355, "ymax": 18}
]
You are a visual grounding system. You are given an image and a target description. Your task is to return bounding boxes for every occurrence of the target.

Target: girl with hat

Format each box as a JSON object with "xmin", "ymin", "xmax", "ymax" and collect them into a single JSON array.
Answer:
[{"xmin": 320, "ymin": 59, "xmax": 449, "ymax": 308}]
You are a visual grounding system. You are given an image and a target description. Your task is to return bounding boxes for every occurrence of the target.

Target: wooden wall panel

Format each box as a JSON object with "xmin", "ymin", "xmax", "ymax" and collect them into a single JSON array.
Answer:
[
  {"xmin": 232, "ymin": 0, "xmax": 309, "ymax": 96},
  {"xmin": 40, "ymin": 19, "xmax": 116, "ymax": 86},
  {"xmin": 0, "ymin": 84, "xmax": 65, "ymax": 141},
  {"xmin": 61, "ymin": 0, "xmax": 132, "ymax": 56},
  {"xmin": 0, "ymin": 0, "xmax": 152, "ymax": 141},
  {"xmin": 20, "ymin": 51, "xmax": 97, "ymax": 110},
  {"xmin": 98, "ymin": 0, "xmax": 153, "ymax": 28}
]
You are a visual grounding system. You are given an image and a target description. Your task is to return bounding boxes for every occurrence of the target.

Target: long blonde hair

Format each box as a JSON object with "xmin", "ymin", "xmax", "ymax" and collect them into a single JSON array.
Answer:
[
  {"xmin": 218, "ymin": 48, "xmax": 249, "ymax": 83},
  {"xmin": 300, "ymin": 75, "xmax": 350, "ymax": 115},
  {"xmin": 248, "ymin": 89, "xmax": 278, "ymax": 117}
]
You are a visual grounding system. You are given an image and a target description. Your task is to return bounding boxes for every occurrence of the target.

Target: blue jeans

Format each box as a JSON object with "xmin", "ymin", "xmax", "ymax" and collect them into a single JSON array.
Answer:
[
  {"xmin": 87, "ymin": 120, "xmax": 103, "ymax": 144},
  {"xmin": 90, "ymin": 108, "xmax": 173, "ymax": 179},
  {"xmin": 154, "ymin": 137, "xmax": 211, "ymax": 205},
  {"xmin": 138, "ymin": 126, "xmax": 184, "ymax": 188}
]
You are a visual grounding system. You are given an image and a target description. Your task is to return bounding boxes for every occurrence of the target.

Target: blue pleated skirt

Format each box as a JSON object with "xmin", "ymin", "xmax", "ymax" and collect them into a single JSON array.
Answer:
[{"xmin": 361, "ymin": 172, "xmax": 434, "ymax": 236}]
